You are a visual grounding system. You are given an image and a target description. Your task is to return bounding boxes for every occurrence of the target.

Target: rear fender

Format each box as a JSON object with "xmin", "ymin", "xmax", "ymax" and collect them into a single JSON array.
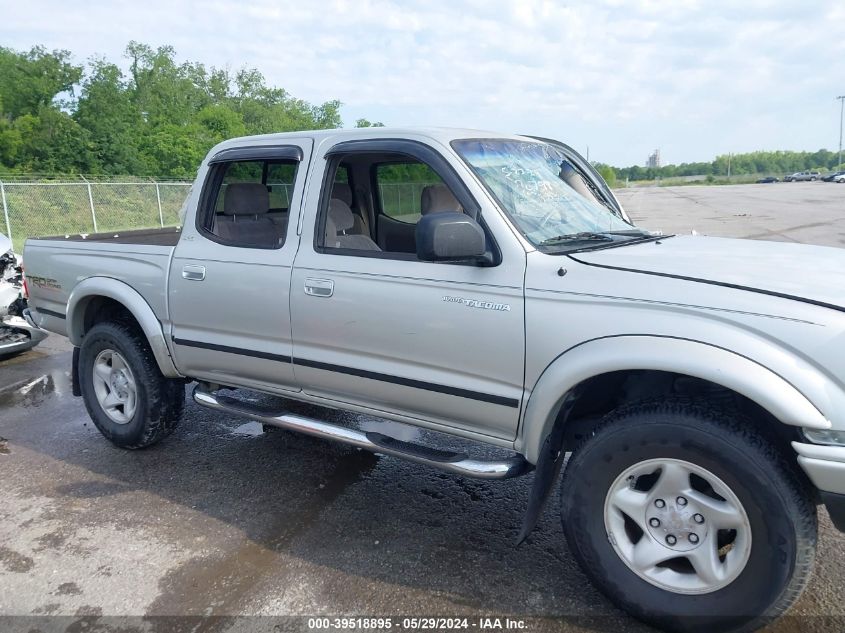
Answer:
[{"xmin": 66, "ymin": 277, "xmax": 180, "ymax": 378}]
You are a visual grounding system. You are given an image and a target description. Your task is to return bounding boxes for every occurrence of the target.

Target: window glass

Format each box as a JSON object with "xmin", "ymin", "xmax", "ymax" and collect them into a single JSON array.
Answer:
[
  {"xmin": 376, "ymin": 162, "xmax": 444, "ymax": 224},
  {"xmin": 319, "ymin": 155, "xmax": 471, "ymax": 259},
  {"xmin": 267, "ymin": 162, "xmax": 297, "ymax": 210},
  {"xmin": 214, "ymin": 161, "xmax": 262, "ymax": 212},
  {"xmin": 202, "ymin": 158, "xmax": 298, "ymax": 249},
  {"xmin": 453, "ymin": 139, "xmax": 640, "ymax": 251},
  {"xmin": 320, "ymin": 161, "xmax": 383, "ymax": 253},
  {"xmin": 335, "ymin": 164, "xmax": 350, "ymax": 184}
]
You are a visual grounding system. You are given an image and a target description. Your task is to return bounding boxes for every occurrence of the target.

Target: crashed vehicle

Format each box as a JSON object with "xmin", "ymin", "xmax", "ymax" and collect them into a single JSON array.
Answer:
[
  {"xmin": 0, "ymin": 232, "xmax": 46, "ymax": 356},
  {"xmin": 21, "ymin": 127, "xmax": 845, "ymax": 632}
]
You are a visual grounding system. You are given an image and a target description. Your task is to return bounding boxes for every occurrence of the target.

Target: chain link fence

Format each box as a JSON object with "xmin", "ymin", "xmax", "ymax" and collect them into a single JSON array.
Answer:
[
  {"xmin": 0, "ymin": 177, "xmax": 192, "ymax": 252},
  {"xmin": 0, "ymin": 178, "xmax": 445, "ymax": 253},
  {"xmin": 377, "ymin": 182, "xmax": 442, "ymax": 223}
]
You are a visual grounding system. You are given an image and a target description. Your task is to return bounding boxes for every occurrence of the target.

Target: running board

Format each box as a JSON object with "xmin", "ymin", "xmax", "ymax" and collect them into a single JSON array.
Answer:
[{"xmin": 193, "ymin": 385, "xmax": 529, "ymax": 480}]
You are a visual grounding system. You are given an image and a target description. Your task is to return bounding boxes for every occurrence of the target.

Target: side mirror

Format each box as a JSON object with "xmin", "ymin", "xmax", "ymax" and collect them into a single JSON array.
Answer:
[{"xmin": 415, "ymin": 212, "xmax": 489, "ymax": 263}]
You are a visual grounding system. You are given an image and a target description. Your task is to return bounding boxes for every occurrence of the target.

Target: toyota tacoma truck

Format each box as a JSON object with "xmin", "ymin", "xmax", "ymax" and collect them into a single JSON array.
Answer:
[{"xmin": 22, "ymin": 128, "xmax": 845, "ymax": 631}]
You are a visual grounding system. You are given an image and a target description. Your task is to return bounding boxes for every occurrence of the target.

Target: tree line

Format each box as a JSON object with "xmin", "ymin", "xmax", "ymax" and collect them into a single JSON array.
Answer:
[
  {"xmin": 2, "ymin": 43, "xmax": 841, "ymax": 183},
  {"xmin": 597, "ymin": 149, "xmax": 844, "ymax": 184},
  {"xmin": 0, "ymin": 43, "xmax": 382, "ymax": 179}
]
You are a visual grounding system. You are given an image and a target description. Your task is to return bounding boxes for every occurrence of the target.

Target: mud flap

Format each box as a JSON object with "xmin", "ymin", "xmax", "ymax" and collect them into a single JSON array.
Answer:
[
  {"xmin": 515, "ymin": 391, "xmax": 579, "ymax": 545},
  {"xmin": 71, "ymin": 346, "xmax": 81, "ymax": 397}
]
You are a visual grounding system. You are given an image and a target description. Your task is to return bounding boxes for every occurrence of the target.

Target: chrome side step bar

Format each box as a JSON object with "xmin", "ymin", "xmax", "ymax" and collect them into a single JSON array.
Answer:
[{"xmin": 193, "ymin": 385, "xmax": 529, "ymax": 480}]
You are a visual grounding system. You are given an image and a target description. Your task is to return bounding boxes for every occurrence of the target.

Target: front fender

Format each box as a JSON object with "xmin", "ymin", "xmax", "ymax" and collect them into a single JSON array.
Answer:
[
  {"xmin": 66, "ymin": 277, "xmax": 181, "ymax": 378},
  {"xmin": 517, "ymin": 335, "xmax": 834, "ymax": 464}
]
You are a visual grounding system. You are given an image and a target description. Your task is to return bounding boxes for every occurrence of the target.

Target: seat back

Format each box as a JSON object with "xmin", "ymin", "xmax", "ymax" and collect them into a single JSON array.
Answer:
[
  {"xmin": 421, "ymin": 184, "xmax": 463, "ymax": 215},
  {"xmin": 325, "ymin": 199, "xmax": 381, "ymax": 251},
  {"xmin": 215, "ymin": 183, "xmax": 280, "ymax": 247}
]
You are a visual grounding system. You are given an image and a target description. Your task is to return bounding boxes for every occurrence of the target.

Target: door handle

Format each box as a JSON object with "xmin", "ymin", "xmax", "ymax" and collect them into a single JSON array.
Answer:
[
  {"xmin": 304, "ymin": 278, "xmax": 334, "ymax": 297},
  {"xmin": 182, "ymin": 264, "xmax": 206, "ymax": 281}
]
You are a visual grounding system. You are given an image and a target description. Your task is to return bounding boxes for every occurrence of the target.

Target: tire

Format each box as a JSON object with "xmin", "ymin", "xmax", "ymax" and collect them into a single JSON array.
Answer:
[
  {"xmin": 560, "ymin": 399, "xmax": 816, "ymax": 633},
  {"xmin": 79, "ymin": 321, "xmax": 184, "ymax": 449}
]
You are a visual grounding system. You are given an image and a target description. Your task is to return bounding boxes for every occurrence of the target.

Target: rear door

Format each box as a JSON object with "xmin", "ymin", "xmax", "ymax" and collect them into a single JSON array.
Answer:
[
  {"xmin": 168, "ymin": 140, "xmax": 312, "ymax": 392},
  {"xmin": 290, "ymin": 138, "xmax": 526, "ymax": 441}
]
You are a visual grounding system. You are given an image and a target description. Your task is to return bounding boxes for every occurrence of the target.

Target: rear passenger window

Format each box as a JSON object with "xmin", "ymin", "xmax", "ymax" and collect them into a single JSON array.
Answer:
[
  {"xmin": 201, "ymin": 159, "xmax": 298, "ymax": 249},
  {"xmin": 376, "ymin": 163, "xmax": 445, "ymax": 224},
  {"xmin": 267, "ymin": 163, "xmax": 297, "ymax": 210}
]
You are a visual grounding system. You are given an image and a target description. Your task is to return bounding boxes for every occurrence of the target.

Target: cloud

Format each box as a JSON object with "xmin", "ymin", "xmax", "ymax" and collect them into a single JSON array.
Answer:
[{"xmin": 2, "ymin": 0, "xmax": 843, "ymax": 165}]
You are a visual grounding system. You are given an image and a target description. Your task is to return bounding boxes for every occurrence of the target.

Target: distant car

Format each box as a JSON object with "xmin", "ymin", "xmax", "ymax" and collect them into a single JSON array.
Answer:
[
  {"xmin": 835, "ymin": 173, "xmax": 845, "ymax": 183},
  {"xmin": 822, "ymin": 171, "xmax": 845, "ymax": 182},
  {"xmin": 756, "ymin": 176, "xmax": 779, "ymax": 183},
  {"xmin": 785, "ymin": 171, "xmax": 821, "ymax": 181}
]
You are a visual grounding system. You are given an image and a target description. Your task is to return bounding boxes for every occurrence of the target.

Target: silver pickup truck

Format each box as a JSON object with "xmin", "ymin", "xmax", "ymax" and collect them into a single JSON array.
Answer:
[{"xmin": 22, "ymin": 128, "xmax": 845, "ymax": 632}]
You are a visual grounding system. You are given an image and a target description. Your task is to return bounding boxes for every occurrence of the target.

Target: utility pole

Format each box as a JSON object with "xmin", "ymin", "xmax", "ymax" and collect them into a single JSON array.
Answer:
[{"xmin": 838, "ymin": 95, "xmax": 845, "ymax": 169}]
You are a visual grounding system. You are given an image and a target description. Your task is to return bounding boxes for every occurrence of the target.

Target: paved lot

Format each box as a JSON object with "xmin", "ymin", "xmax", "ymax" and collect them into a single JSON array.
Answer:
[
  {"xmin": 618, "ymin": 180, "xmax": 845, "ymax": 245},
  {"xmin": 1, "ymin": 182, "xmax": 844, "ymax": 632}
]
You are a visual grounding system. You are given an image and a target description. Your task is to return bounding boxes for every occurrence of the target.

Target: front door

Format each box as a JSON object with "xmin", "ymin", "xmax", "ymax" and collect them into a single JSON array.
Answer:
[
  {"xmin": 168, "ymin": 140, "xmax": 312, "ymax": 392},
  {"xmin": 290, "ymin": 138, "xmax": 526, "ymax": 440}
]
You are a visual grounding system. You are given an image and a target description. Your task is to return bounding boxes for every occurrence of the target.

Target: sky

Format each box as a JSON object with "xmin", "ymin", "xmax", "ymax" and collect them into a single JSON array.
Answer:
[{"xmin": 2, "ymin": 0, "xmax": 844, "ymax": 167}]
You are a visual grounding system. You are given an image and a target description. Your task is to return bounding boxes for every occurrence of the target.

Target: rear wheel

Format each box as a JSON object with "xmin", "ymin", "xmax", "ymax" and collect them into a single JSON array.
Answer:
[
  {"xmin": 560, "ymin": 400, "xmax": 817, "ymax": 632},
  {"xmin": 79, "ymin": 321, "xmax": 184, "ymax": 449}
]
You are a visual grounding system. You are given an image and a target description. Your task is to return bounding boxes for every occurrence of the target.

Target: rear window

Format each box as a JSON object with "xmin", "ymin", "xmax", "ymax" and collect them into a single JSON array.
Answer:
[{"xmin": 214, "ymin": 161, "xmax": 296, "ymax": 212}]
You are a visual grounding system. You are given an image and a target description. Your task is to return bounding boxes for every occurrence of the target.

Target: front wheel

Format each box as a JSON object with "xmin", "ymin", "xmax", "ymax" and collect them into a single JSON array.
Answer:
[{"xmin": 560, "ymin": 400, "xmax": 816, "ymax": 632}]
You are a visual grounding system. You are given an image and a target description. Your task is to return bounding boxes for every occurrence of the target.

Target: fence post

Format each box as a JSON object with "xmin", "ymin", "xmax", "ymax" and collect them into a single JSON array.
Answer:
[
  {"xmin": 0, "ymin": 179, "xmax": 11, "ymax": 242},
  {"xmin": 154, "ymin": 181, "xmax": 164, "ymax": 227},
  {"xmin": 80, "ymin": 175, "xmax": 98, "ymax": 233}
]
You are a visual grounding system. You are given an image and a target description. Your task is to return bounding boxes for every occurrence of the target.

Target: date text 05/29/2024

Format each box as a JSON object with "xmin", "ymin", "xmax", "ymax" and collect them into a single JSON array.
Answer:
[{"xmin": 307, "ymin": 617, "xmax": 527, "ymax": 630}]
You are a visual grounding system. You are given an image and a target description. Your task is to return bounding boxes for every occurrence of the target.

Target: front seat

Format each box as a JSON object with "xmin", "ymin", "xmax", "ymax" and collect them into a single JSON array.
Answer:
[
  {"xmin": 324, "ymin": 199, "xmax": 381, "ymax": 251},
  {"xmin": 215, "ymin": 183, "xmax": 280, "ymax": 248},
  {"xmin": 420, "ymin": 184, "xmax": 463, "ymax": 215},
  {"xmin": 331, "ymin": 181, "xmax": 368, "ymax": 235}
]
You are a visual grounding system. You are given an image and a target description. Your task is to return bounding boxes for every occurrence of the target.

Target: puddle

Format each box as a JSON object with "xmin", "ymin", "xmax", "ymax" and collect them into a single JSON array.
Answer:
[
  {"xmin": 0, "ymin": 370, "xmax": 71, "ymax": 409},
  {"xmin": 358, "ymin": 418, "xmax": 422, "ymax": 442},
  {"xmin": 230, "ymin": 421, "xmax": 265, "ymax": 437}
]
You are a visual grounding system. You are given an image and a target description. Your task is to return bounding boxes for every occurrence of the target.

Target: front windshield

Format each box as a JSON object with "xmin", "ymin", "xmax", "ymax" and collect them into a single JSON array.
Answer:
[{"xmin": 453, "ymin": 139, "xmax": 641, "ymax": 249}]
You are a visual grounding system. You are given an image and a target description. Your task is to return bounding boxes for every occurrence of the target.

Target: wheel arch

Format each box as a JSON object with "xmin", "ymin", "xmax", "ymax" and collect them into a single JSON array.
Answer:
[
  {"xmin": 517, "ymin": 335, "xmax": 832, "ymax": 465},
  {"xmin": 67, "ymin": 277, "xmax": 180, "ymax": 378}
]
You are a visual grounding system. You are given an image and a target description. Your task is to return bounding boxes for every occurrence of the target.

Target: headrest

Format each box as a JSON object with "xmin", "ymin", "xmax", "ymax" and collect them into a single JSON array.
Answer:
[
  {"xmin": 223, "ymin": 183, "xmax": 269, "ymax": 216},
  {"xmin": 328, "ymin": 198, "xmax": 355, "ymax": 232},
  {"xmin": 421, "ymin": 184, "xmax": 462, "ymax": 215},
  {"xmin": 331, "ymin": 182, "xmax": 353, "ymax": 206}
]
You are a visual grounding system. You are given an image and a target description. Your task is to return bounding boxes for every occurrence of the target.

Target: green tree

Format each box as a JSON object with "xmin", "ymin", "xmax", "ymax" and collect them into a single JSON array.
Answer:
[
  {"xmin": 595, "ymin": 164, "xmax": 617, "ymax": 187},
  {"xmin": 0, "ymin": 46, "xmax": 82, "ymax": 118},
  {"xmin": 14, "ymin": 107, "xmax": 93, "ymax": 173},
  {"xmin": 74, "ymin": 59, "xmax": 144, "ymax": 174},
  {"xmin": 0, "ymin": 41, "xmax": 361, "ymax": 175},
  {"xmin": 356, "ymin": 118, "xmax": 385, "ymax": 128}
]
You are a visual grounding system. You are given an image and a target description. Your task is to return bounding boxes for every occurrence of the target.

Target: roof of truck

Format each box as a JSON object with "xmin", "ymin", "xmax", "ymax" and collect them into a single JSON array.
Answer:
[{"xmin": 209, "ymin": 126, "xmax": 531, "ymax": 154}]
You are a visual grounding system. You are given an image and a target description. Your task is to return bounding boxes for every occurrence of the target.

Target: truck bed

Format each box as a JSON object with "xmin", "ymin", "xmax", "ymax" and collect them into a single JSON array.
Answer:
[
  {"xmin": 29, "ymin": 226, "xmax": 182, "ymax": 246},
  {"xmin": 24, "ymin": 228, "xmax": 180, "ymax": 334}
]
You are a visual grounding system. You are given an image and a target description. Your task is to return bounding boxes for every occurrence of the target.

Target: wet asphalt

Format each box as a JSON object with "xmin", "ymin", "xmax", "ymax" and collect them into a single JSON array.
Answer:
[{"xmin": 1, "ymin": 183, "xmax": 845, "ymax": 632}]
